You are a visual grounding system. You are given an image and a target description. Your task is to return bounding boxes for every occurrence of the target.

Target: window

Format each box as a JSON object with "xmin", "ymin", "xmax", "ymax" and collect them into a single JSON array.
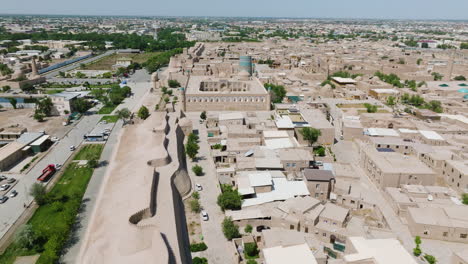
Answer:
[
  {"xmin": 316, "ymin": 184, "xmax": 320, "ymax": 188},
  {"xmin": 305, "ymin": 227, "xmax": 309, "ymax": 233},
  {"xmin": 290, "ymin": 225, "xmax": 294, "ymax": 230},
  {"xmin": 424, "ymin": 231, "xmax": 428, "ymax": 235},
  {"xmin": 405, "ymin": 146, "xmax": 408, "ymax": 149},
  {"xmin": 351, "ymin": 200, "xmax": 355, "ymax": 204},
  {"xmin": 460, "ymin": 234, "xmax": 467, "ymax": 239},
  {"xmin": 443, "ymin": 232, "xmax": 448, "ymax": 237},
  {"xmin": 323, "ymin": 233, "xmax": 327, "ymax": 237}
]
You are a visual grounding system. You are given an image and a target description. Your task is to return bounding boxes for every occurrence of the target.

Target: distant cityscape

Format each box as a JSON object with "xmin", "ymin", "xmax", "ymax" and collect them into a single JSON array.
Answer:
[{"xmin": 0, "ymin": 12, "xmax": 467, "ymax": 264}]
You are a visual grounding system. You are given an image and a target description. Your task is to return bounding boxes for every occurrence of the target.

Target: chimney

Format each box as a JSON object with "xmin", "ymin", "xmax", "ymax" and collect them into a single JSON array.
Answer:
[{"xmin": 348, "ymin": 185, "xmax": 352, "ymax": 195}]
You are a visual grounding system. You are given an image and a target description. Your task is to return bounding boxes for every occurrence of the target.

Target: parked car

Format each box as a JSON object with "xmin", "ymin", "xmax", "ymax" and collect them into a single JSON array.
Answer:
[
  {"xmin": 55, "ymin": 164, "xmax": 62, "ymax": 170},
  {"xmin": 195, "ymin": 183, "xmax": 202, "ymax": 191},
  {"xmin": 256, "ymin": 225, "xmax": 271, "ymax": 232},
  {"xmin": 0, "ymin": 175, "xmax": 6, "ymax": 181},
  {"xmin": 6, "ymin": 178, "xmax": 16, "ymax": 184},
  {"xmin": 0, "ymin": 184, "xmax": 10, "ymax": 191},
  {"xmin": 9, "ymin": 190, "xmax": 18, "ymax": 198},
  {"xmin": 51, "ymin": 137, "xmax": 59, "ymax": 142},
  {"xmin": 70, "ymin": 145, "xmax": 76, "ymax": 151},
  {"xmin": 0, "ymin": 196, "xmax": 8, "ymax": 204},
  {"xmin": 201, "ymin": 211, "xmax": 209, "ymax": 221}
]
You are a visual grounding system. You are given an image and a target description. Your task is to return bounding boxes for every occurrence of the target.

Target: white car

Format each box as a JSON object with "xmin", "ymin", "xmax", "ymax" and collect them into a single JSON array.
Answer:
[
  {"xmin": 55, "ymin": 164, "xmax": 62, "ymax": 170},
  {"xmin": 70, "ymin": 145, "xmax": 76, "ymax": 151},
  {"xmin": 195, "ymin": 184, "xmax": 202, "ymax": 191},
  {"xmin": 201, "ymin": 211, "xmax": 209, "ymax": 221},
  {"xmin": 9, "ymin": 190, "xmax": 18, "ymax": 198},
  {"xmin": 51, "ymin": 137, "xmax": 59, "ymax": 142},
  {"xmin": 0, "ymin": 184, "xmax": 10, "ymax": 191}
]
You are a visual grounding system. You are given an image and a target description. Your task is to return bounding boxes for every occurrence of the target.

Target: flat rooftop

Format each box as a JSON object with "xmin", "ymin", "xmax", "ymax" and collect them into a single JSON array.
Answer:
[{"xmin": 185, "ymin": 75, "xmax": 268, "ymax": 95}]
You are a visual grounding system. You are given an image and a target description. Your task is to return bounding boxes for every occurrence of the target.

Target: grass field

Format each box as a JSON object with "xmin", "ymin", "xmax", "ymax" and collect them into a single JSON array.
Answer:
[
  {"xmin": 97, "ymin": 104, "xmax": 117, "ymax": 114},
  {"xmin": 73, "ymin": 144, "xmax": 104, "ymax": 160},
  {"xmin": 44, "ymin": 89, "xmax": 64, "ymax": 94},
  {"xmin": 82, "ymin": 52, "xmax": 160, "ymax": 70},
  {"xmin": 99, "ymin": 115, "xmax": 119, "ymax": 123},
  {"xmin": 0, "ymin": 163, "xmax": 94, "ymax": 264}
]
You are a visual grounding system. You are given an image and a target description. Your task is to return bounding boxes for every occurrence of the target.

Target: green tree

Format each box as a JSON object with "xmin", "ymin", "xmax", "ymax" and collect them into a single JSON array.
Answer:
[
  {"xmin": 188, "ymin": 133, "xmax": 199, "ymax": 143},
  {"xmin": 168, "ymin": 79, "xmax": 180, "ymax": 88},
  {"xmin": 15, "ymin": 224, "xmax": 37, "ymax": 250},
  {"xmin": 431, "ymin": 72, "xmax": 443, "ymax": 81},
  {"xmin": 217, "ymin": 184, "xmax": 242, "ymax": 211},
  {"xmin": 71, "ymin": 98, "xmax": 92, "ymax": 113},
  {"xmin": 415, "ymin": 236, "xmax": 421, "ymax": 245},
  {"xmin": 299, "ymin": 127, "xmax": 321, "ymax": 146},
  {"xmin": 462, "ymin": 193, "xmax": 468, "ymax": 205},
  {"xmin": 364, "ymin": 103, "xmax": 378, "ymax": 113},
  {"xmin": 413, "ymin": 245, "xmax": 422, "ymax": 256},
  {"xmin": 190, "ymin": 242, "xmax": 208, "ymax": 252},
  {"xmin": 192, "ymin": 191, "xmax": 200, "ymax": 200},
  {"xmin": 192, "ymin": 165, "xmax": 203, "ymax": 176},
  {"xmin": 190, "ymin": 199, "xmax": 201, "ymax": 213},
  {"xmin": 87, "ymin": 159, "xmax": 99, "ymax": 169},
  {"xmin": 21, "ymin": 83, "xmax": 35, "ymax": 92},
  {"xmin": 264, "ymin": 83, "xmax": 287, "ymax": 103},
  {"xmin": 75, "ymin": 71, "xmax": 86, "ymax": 78},
  {"xmin": 137, "ymin": 106, "xmax": 149, "ymax": 120},
  {"xmin": 200, "ymin": 111, "xmax": 207, "ymax": 120},
  {"xmin": 416, "ymin": 58, "xmax": 423, "ymax": 65},
  {"xmin": 424, "ymin": 254, "xmax": 437, "ymax": 264},
  {"xmin": 37, "ymin": 97, "xmax": 53, "ymax": 116},
  {"xmin": 246, "ymin": 260, "xmax": 258, "ymax": 264},
  {"xmin": 185, "ymin": 140, "xmax": 199, "ymax": 160},
  {"xmin": 244, "ymin": 242, "xmax": 259, "ymax": 258},
  {"xmin": 9, "ymin": 98, "xmax": 17, "ymax": 109},
  {"xmin": 33, "ymin": 110, "xmax": 45, "ymax": 122},
  {"xmin": 2, "ymin": 85, "xmax": 11, "ymax": 92},
  {"xmin": 222, "ymin": 217, "xmax": 240, "ymax": 240},
  {"xmin": 30, "ymin": 183, "xmax": 47, "ymax": 205},
  {"xmin": 454, "ymin": 75, "xmax": 466, "ymax": 81},
  {"xmin": 314, "ymin": 146, "xmax": 326, "ymax": 157},
  {"xmin": 192, "ymin": 257, "xmax": 208, "ymax": 264},
  {"xmin": 0, "ymin": 63, "xmax": 13, "ymax": 75},
  {"xmin": 426, "ymin": 100, "xmax": 443, "ymax": 113},
  {"xmin": 116, "ymin": 108, "xmax": 131, "ymax": 124},
  {"xmin": 386, "ymin": 96, "xmax": 396, "ymax": 106},
  {"xmin": 461, "ymin": 43, "xmax": 468, "ymax": 49},
  {"xmin": 244, "ymin": 224, "xmax": 253, "ymax": 233}
]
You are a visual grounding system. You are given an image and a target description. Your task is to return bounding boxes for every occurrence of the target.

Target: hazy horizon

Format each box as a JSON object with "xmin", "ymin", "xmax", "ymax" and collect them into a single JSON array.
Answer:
[{"xmin": 1, "ymin": 0, "xmax": 468, "ymax": 20}]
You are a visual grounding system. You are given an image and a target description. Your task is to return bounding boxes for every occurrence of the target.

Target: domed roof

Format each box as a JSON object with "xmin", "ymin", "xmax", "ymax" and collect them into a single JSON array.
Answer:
[{"xmin": 238, "ymin": 70, "xmax": 250, "ymax": 77}]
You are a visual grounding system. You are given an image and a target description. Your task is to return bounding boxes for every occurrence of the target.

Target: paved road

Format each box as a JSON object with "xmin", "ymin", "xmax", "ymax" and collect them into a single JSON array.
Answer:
[
  {"xmin": 0, "ymin": 70, "xmax": 151, "ymax": 243},
  {"xmin": 0, "ymin": 115, "xmax": 101, "ymax": 239},
  {"xmin": 60, "ymin": 70, "xmax": 152, "ymax": 263},
  {"xmin": 47, "ymin": 78, "xmax": 116, "ymax": 85},
  {"xmin": 186, "ymin": 112, "xmax": 237, "ymax": 264},
  {"xmin": 42, "ymin": 50, "xmax": 116, "ymax": 79}
]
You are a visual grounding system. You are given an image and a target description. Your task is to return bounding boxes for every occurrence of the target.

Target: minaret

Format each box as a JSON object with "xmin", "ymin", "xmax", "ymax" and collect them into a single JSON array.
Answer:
[
  {"xmin": 180, "ymin": 87, "xmax": 186, "ymax": 111},
  {"xmin": 30, "ymin": 57, "xmax": 39, "ymax": 78}
]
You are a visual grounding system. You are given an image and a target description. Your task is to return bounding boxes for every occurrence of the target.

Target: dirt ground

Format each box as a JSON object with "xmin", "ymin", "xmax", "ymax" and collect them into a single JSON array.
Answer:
[
  {"xmin": 183, "ymin": 198, "xmax": 203, "ymax": 244},
  {"xmin": 0, "ymin": 109, "xmax": 70, "ymax": 138},
  {"xmin": 82, "ymin": 52, "xmax": 160, "ymax": 71}
]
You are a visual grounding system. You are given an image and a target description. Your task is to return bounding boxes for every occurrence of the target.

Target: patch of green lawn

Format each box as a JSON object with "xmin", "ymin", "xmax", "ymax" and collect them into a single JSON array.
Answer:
[
  {"xmin": 73, "ymin": 144, "xmax": 104, "ymax": 161},
  {"xmin": 97, "ymin": 104, "xmax": 117, "ymax": 114},
  {"xmin": 99, "ymin": 115, "xmax": 119, "ymax": 123},
  {"xmin": 0, "ymin": 163, "xmax": 94, "ymax": 264}
]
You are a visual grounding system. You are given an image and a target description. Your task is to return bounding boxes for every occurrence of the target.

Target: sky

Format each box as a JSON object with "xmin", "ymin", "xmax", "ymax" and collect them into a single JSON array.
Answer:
[{"xmin": 1, "ymin": 0, "xmax": 468, "ymax": 20}]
